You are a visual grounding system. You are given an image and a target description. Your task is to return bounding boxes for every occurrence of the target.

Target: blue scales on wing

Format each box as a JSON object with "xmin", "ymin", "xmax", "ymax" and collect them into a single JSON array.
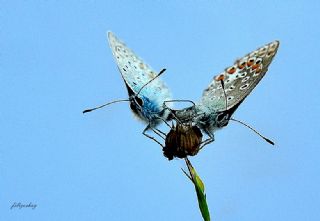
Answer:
[{"xmin": 108, "ymin": 32, "xmax": 172, "ymax": 127}]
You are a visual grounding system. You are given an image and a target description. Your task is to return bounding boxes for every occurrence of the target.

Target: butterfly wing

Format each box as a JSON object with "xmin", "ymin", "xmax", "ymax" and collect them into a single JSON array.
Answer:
[
  {"xmin": 199, "ymin": 41, "xmax": 279, "ymax": 114},
  {"xmin": 107, "ymin": 32, "xmax": 172, "ymax": 112},
  {"xmin": 174, "ymin": 41, "xmax": 279, "ymax": 133}
]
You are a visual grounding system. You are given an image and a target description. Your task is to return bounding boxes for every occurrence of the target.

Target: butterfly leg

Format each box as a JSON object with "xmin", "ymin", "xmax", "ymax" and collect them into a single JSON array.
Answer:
[
  {"xmin": 155, "ymin": 116, "xmax": 174, "ymax": 130},
  {"xmin": 142, "ymin": 125, "xmax": 165, "ymax": 148},
  {"xmin": 199, "ymin": 130, "xmax": 215, "ymax": 149},
  {"xmin": 154, "ymin": 128, "xmax": 166, "ymax": 137}
]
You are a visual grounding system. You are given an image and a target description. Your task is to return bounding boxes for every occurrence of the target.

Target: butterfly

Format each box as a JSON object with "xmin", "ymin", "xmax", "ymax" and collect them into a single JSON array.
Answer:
[
  {"xmin": 172, "ymin": 40, "xmax": 280, "ymax": 147},
  {"xmin": 107, "ymin": 32, "xmax": 173, "ymax": 142}
]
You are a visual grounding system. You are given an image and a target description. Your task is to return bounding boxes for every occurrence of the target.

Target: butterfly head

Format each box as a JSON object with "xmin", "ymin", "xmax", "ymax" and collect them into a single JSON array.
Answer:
[
  {"xmin": 215, "ymin": 112, "xmax": 230, "ymax": 128},
  {"xmin": 129, "ymin": 94, "xmax": 153, "ymax": 118},
  {"xmin": 129, "ymin": 95, "xmax": 143, "ymax": 117},
  {"xmin": 129, "ymin": 93, "xmax": 167, "ymax": 124}
]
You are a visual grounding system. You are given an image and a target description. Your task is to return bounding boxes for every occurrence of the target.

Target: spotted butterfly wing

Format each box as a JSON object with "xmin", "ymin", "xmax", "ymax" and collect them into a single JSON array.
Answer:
[
  {"xmin": 175, "ymin": 41, "xmax": 279, "ymax": 135},
  {"xmin": 199, "ymin": 41, "xmax": 279, "ymax": 113},
  {"xmin": 108, "ymin": 32, "xmax": 172, "ymax": 125}
]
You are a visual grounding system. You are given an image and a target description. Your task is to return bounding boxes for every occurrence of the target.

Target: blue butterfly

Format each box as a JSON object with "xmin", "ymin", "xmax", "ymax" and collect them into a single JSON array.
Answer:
[
  {"xmin": 172, "ymin": 41, "xmax": 280, "ymax": 147},
  {"xmin": 107, "ymin": 32, "xmax": 173, "ymax": 142}
]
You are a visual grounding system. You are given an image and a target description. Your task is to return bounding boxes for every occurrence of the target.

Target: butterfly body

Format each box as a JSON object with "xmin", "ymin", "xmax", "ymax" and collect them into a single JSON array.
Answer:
[
  {"xmin": 174, "ymin": 41, "xmax": 280, "ymax": 138},
  {"xmin": 108, "ymin": 32, "xmax": 172, "ymax": 127}
]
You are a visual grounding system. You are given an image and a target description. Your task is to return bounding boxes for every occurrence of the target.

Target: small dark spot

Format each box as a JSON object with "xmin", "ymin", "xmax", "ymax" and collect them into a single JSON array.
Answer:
[
  {"xmin": 128, "ymin": 61, "xmax": 131, "ymax": 64},
  {"xmin": 217, "ymin": 113, "xmax": 228, "ymax": 123},
  {"xmin": 240, "ymin": 84, "xmax": 249, "ymax": 90},
  {"xmin": 122, "ymin": 68, "xmax": 126, "ymax": 72},
  {"xmin": 242, "ymin": 76, "xmax": 250, "ymax": 82},
  {"xmin": 130, "ymin": 103, "xmax": 139, "ymax": 115},
  {"xmin": 135, "ymin": 97, "xmax": 143, "ymax": 106}
]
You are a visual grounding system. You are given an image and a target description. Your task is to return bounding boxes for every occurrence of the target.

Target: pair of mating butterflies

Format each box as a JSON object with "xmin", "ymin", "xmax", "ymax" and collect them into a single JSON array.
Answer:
[{"xmin": 87, "ymin": 32, "xmax": 279, "ymax": 158}]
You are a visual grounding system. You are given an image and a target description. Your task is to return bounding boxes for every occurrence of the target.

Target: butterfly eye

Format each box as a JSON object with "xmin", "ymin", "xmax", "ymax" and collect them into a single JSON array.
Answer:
[
  {"xmin": 216, "ymin": 113, "xmax": 229, "ymax": 127},
  {"xmin": 135, "ymin": 97, "xmax": 144, "ymax": 106},
  {"xmin": 129, "ymin": 102, "xmax": 139, "ymax": 115}
]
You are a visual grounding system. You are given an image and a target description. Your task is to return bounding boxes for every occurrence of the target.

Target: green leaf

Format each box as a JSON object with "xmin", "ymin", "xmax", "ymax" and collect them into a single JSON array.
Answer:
[{"xmin": 184, "ymin": 158, "xmax": 211, "ymax": 221}]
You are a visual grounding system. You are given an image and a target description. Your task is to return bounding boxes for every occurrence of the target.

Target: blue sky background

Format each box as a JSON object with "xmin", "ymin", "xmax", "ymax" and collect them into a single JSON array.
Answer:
[{"xmin": 1, "ymin": 1, "xmax": 320, "ymax": 220}]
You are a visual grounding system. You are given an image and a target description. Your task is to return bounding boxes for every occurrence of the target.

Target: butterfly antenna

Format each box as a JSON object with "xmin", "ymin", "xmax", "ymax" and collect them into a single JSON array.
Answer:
[
  {"xmin": 164, "ymin": 99, "xmax": 196, "ymax": 108},
  {"xmin": 220, "ymin": 79, "xmax": 228, "ymax": 111},
  {"xmin": 83, "ymin": 99, "xmax": 130, "ymax": 114},
  {"xmin": 230, "ymin": 118, "xmax": 275, "ymax": 145},
  {"xmin": 136, "ymin": 68, "xmax": 166, "ymax": 96}
]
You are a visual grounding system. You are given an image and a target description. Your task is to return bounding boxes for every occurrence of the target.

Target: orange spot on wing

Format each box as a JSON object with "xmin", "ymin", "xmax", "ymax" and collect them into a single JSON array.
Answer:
[
  {"xmin": 252, "ymin": 64, "xmax": 260, "ymax": 70},
  {"xmin": 227, "ymin": 66, "xmax": 236, "ymax": 74},
  {"xmin": 139, "ymin": 62, "xmax": 145, "ymax": 69},
  {"xmin": 216, "ymin": 74, "xmax": 225, "ymax": 81},
  {"xmin": 255, "ymin": 67, "xmax": 262, "ymax": 74},
  {"xmin": 238, "ymin": 61, "xmax": 246, "ymax": 69},
  {"xmin": 247, "ymin": 58, "xmax": 255, "ymax": 67}
]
